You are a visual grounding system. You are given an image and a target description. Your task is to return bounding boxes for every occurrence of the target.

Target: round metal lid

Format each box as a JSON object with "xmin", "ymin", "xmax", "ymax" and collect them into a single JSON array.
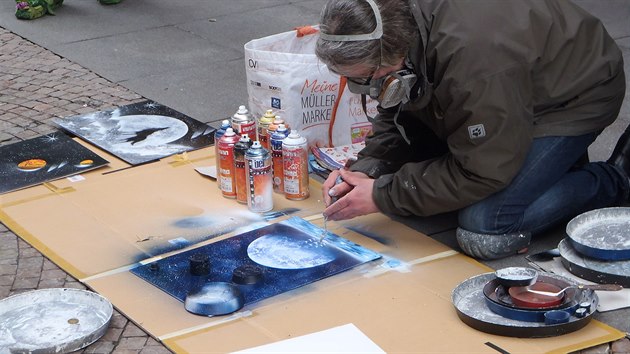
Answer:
[
  {"xmin": 0, "ymin": 288, "xmax": 113, "ymax": 353},
  {"xmin": 559, "ymin": 238, "xmax": 630, "ymax": 287},
  {"xmin": 566, "ymin": 207, "xmax": 630, "ymax": 261}
]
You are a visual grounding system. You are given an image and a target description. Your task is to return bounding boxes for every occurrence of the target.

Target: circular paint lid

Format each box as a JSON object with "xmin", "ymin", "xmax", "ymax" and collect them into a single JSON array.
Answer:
[{"xmin": 0, "ymin": 288, "xmax": 112, "ymax": 352}]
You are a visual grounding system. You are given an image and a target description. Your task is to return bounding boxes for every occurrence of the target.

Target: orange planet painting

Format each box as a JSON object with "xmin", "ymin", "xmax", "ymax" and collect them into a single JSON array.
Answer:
[
  {"xmin": 17, "ymin": 158, "xmax": 47, "ymax": 171},
  {"xmin": 1, "ymin": 133, "xmax": 108, "ymax": 194}
]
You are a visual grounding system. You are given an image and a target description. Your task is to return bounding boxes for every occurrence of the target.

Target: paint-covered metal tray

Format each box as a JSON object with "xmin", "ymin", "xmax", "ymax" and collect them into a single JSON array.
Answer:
[
  {"xmin": 559, "ymin": 238, "xmax": 630, "ymax": 287},
  {"xmin": 566, "ymin": 207, "xmax": 630, "ymax": 261},
  {"xmin": 452, "ymin": 272, "xmax": 597, "ymax": 337},
  {"xmin": 0, "ymin": 288, "xmax": 113, "ymax": 353}
]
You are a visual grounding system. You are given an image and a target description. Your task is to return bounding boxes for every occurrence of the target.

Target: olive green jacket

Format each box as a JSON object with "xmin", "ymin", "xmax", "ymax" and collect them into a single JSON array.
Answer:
[{"xmin": 352, "ymin": 0, "xmax": 626, "ymax": 216}]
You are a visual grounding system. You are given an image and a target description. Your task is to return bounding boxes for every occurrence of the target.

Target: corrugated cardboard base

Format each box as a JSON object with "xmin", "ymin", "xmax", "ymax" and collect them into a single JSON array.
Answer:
[{"xmin": 0, "ymin": 143, "xmax": 624, "ymax": 353}]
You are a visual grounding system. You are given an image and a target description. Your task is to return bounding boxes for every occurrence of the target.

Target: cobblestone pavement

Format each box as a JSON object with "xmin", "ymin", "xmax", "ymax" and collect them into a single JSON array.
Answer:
[
  {"xmin": 1, "ymin": 26, "xmax": 629, "ymax": 354},
  {"xmin": 0, "ymin": 27, "xmax": 171, "ymax": 354}
]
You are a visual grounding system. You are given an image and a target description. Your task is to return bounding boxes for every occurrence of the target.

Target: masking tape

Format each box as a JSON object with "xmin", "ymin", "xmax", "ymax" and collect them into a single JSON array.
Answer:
[
  {"xmin": 169, "ymin": 151, "xmax": 214, "ymax": 167},
  {"xmin": 79, "ymin": 262, "xmax": 142, "ymax": 283},
  {"xmin": 364, "ymin": 249, "xmax": 459, "ymax": 278},
  {"xmin": 158, "ymin": 310, "xmax": 254, "ymax": 341},
  {"xmin": 1, "ymin": 182, "xmax": 76, "ymax": 208},
  {"xmin": 43, "ymin": 181, "xmax": 76, "ymax": 194}
]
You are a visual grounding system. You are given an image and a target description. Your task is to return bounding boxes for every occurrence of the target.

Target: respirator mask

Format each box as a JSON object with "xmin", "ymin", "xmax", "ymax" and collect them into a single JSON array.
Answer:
[
  {"xmin": 346, "ymin": 68, "xmax": 417, "ymax": 109},
  {"xmin": 319, "ymin": 0, "xmax": 418, "ymax": 111}
]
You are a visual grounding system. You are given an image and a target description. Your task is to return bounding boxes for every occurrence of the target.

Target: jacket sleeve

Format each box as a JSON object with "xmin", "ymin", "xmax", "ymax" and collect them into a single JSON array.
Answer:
[
  {"xmin": 348, "ymin": 105, "xmax": 418, "ymax": 178},
  {"xmin": 372, "ymin": 65, "xmax": 535, "ymax": 216}
]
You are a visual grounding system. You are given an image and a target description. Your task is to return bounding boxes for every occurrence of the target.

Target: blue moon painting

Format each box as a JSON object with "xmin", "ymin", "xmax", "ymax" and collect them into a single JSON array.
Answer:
[{"xmin": 131, "ymin": 217, "xmax": 381, "ymax": 313}]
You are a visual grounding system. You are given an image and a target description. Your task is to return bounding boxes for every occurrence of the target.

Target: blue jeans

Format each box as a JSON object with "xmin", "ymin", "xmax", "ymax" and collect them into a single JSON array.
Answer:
[{"xmin": 458, "ymin": 133, "xmax": 629, "ymax": 235}]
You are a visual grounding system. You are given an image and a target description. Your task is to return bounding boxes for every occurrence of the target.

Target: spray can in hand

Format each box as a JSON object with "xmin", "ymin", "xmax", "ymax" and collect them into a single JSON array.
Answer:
[
  {"xmin": 214, "ymin": 119, "xmax": 231, "ymax": 188},
  {"xmin": 257, "ymin": 109, "xmax": 275, "ymax": 150},
  {"xmin": 233, "ymin": 134, "xmax": 253, "ymax": 204},
  {"xmin": 245, "ymin": 141, "xmax": 273, "ymax": 212},
  {"xmin": 231, "ymin": 105, "xmax": 257, "ymax": 143},
  {"xmin": 270, "ymin": 124, "xmax": 290, "ymax": 194},
  {"xmin": 282, "ymin": 130, "xmax": 309, "ymax": 200},
  {"xmin": 218, "ymin": 128, "xmax": 240, "ymax": 198}
]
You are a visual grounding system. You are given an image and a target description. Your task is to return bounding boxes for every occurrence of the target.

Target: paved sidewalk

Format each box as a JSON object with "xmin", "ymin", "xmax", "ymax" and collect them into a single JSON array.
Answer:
[
  {"xmin": 0, "ymin": 27, "xmax": 171, "ymax": 354},
  {"xmin": 1, "ymin": 4, "xmax": 630, "ymax": 352}
]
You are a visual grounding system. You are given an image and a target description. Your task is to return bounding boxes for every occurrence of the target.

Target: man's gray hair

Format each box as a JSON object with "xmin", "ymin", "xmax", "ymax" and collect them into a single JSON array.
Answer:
[{"xmin": 316, "ymin": 0, "xmax": 416, "ymax": 74}]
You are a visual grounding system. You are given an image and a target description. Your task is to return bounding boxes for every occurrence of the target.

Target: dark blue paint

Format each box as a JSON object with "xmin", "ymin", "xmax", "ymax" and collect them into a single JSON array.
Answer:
[{"xmin": 131, "ymin": 217, "xmax": 381, "ymax": 309}]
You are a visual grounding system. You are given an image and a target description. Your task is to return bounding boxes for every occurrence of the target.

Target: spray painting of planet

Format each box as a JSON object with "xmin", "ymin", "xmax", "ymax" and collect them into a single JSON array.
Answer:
[
  {"xmin": 0, "ymin": 132, "xmax": 108, "ymax": 194},
  {"xmin": 53, "ymin": 100, "xmax": 215, "ymax": 165},
  {"xmin": 131, "ymin": 217, "xmax": 381, "ymax": 313}
]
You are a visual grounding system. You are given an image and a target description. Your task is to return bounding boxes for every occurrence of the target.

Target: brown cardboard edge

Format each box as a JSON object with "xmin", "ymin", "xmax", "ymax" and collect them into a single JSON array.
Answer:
[
  {"xmin": 0, "ymin": 207, "xmax": 86, "ymax": 279},
  {"xmin": 546, "ymin": 321, "xmax": 624, "ymax": 354}
]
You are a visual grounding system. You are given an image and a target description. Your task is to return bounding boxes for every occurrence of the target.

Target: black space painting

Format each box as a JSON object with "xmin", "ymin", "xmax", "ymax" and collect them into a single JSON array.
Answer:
[
  {"xmin": 53, "ymin": 101, "xmax": 216, "ymax": 165},
  {"xmin": 0, "ymin": 132, "xmax": 109, "ymax": 194},
  {"xmin": 131, "ymin": 217, "xmax": 381, "ymax": 313}
]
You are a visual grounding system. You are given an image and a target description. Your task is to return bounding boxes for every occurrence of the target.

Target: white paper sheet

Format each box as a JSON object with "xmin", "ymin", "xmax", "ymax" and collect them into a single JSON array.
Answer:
[{"xmin": 231, "ymin": 323, "xmax": 385, "ymax": 353}]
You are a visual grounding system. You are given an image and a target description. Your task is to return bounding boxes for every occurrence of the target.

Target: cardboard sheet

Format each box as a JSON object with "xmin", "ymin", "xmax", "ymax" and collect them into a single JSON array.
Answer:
[
  {"xmin": 0, "ymin": 142, "xmax": 624, "ymax": 353},
  {"xmin": 162, "ymin": 255, "xmax": 622, "ymax": 354},
  {"xmin": 0, "ymin": 146, "xmax": 324, "ymax": 279}
]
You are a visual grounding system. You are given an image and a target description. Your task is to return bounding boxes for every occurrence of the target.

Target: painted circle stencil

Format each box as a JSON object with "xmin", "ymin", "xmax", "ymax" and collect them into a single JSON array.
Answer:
[
  {"xmin": 17, "ymin": 158, "xmax": 46, "ymax": 171},
  {"xmin": 247, "ymin": 234, "xmax": 335, "ymax": 269}
]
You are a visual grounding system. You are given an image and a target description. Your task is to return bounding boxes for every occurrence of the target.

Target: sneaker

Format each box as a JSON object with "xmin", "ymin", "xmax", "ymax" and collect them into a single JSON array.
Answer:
[{"xmin": 456, "ymin": 227, "xmax": 530, "ymax": 260}]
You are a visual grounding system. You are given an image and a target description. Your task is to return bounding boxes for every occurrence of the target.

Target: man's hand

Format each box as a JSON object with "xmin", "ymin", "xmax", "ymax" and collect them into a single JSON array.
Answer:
[
  {"xmin": 323, "ymin": 169, "xmax": 379, "ymax": 221},
  {"xmin": 322, "ymin": 169, "xmax": 351, "ymax": 206}
]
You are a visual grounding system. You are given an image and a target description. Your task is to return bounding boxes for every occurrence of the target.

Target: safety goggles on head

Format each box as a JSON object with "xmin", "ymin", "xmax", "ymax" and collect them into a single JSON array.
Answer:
[
  {"xmin": 319, "ymin": 0, "xmax": 383, "ymax": 42},
  {"xmin": 319, "ymin": 0, "xmax": 418, "ymax": 109}
]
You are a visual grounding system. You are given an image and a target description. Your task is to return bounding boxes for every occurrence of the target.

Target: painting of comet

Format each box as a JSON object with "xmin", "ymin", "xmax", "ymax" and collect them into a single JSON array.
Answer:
[
  {"xmin": 0, "ymin": 132, "xmax": 109, "ymax": 194},
  {"xmin": 53, "ymin": 101, "xmax": 216, "ymax": 165}
]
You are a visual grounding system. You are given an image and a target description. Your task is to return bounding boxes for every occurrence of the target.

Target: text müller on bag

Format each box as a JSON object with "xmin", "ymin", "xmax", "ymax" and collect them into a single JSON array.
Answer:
[{"xmin": 244, "ymin": 27, "xmax": 378, "ymax": 148}]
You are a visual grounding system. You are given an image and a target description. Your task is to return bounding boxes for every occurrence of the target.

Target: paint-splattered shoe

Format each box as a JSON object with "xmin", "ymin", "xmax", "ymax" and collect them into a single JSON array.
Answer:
[{"xmin": 456, "ymin": 227, "xmax": 530, "ymax": 260}]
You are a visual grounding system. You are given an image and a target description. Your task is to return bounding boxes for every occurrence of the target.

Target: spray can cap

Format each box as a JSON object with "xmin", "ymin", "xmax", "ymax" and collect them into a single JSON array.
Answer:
[
  {"xmin": 236, "ymin": 105, "xmax": 248, "ymax": 115},
  {"xmin": 263, "ymin": 109, "xmax": 275, "ymax": 118},
  {"xmin": 288, "ymin": 130, "xmax": 300, "ymax": 139},
  {"xmin": 272, "ymin": 116, "xmax": 284, "ymax": 124},
  {"xmin": 221, "ymin": 119, "xmax": 230, "ymax": 128},
  {"xmin": 276, "ymin": 124, "xmax": 287, "ymax": 132},
  {"xmin": 224, "ymin": 127, "xmax": 235, "ymax": 136},
  {"xmin": 251, "ymin": 141, "xmax": 262, "ymax": 149},
  {"xmin": 239, "ymin": 134, "xmax": 250, "ymax": 142}
]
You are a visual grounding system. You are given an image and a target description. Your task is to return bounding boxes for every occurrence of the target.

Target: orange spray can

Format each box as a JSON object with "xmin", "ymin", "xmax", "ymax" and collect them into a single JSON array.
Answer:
[
  {"xmin": 213, "ymin": 119, "xmax": 230, "ymax": 188},
  {"xmin": 218, "ymin": 128, "xmax": 240, "ymax": 198},
  {"xmin": 257, "ymin": 109, "xmax": 275, "ymax": 150},
  {"xmin": 282, "ymin": 130, "xmax": 309, "ymax": 200},
  {"xmin": 233, "ymin": 134, "xmax": 253, "ymax": 204}
]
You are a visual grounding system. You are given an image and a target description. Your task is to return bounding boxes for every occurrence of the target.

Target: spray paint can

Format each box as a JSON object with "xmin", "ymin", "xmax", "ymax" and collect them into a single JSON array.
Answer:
[
  {"xmin": 245, "ymin": 141, "xmax": 273, "ymax": 212},
  {"xmin": 270, "ymin": 124, "xmax": 290, "ymax": 194},
  {"xmin": 282, "ymin": 130, "xmax": 309, "ymax": 200},
  {"xmin": 257, "ymin": 109, "xmax": 275, "ymax": 151},
  {"xmin": 218, "ymin": 128, "xmax": 240, "ymax": 198},
  {"xmin": 267, "ymin": 115, "xmax": 286, "ymax": 138},
  {"xmin": 214, "ymin": 119, "xmax": 231, "ymax": 188},
  {"xmin": 231, "ymin": 105, "xmax": 257, "ymax": 143},
  {"xmin": 233, "ymin": 134, "xmax": 253, "ymax": 204}
]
